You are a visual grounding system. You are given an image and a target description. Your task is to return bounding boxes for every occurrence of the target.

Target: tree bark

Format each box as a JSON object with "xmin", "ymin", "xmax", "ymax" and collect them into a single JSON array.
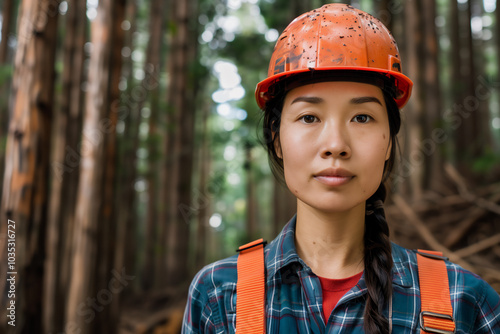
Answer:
[
  {"xmin": 421, "ymin": 0, "xmax": 445, "ymax": 192},
  {"xmin": 195, "ymin": 103, "xmax": 211, "ymax": 270},
  {"xmin": 116, "ymin": 0, "xmax": 140, "ymax": 296},
  {"xmin": 165, "ymin": 0, "xmax": 197, "ymax": 286},
  {"xmin": 0, "ymin": 0, "xmax": 15, "ymax": 64},
  {"xmin": 397, "ymin": 0, "xmax": 423, "ymax": 201},
  {"xmin": 141, "ymin": 0, "xmax": 166, "ymax": 291},
  {"xmin": 96, "ymin": 0, "xmax": 126, "ymax": 331},
  {"xmin": 0, "ymin": 0, "xmax": 17, "ymax": 210},
  {"xmin": 157, "ymin": 0, "xmax": 178, "ymax": 288},
  {"xmin": 245, "ymin": 143, "xmax": 257, "ymax": 240},
  {"xmin": 449, "ymin": 0, "xmax": 462, "ymax": 168},
  {"xmin": 272, "ymin": 179, "xmax": 297, "ymax": 237},
  {"xmin": 44, "ymin": 0, "xmax": 86, "ymax": 332},
  {"xmin": 0, "ymin": 0, "xmax": 59, "ymax": 332},
  {"xmin": 455, "ymin": 0, "xmax": 479, "ymax": 175},
  {"xmin": 66, "ymin": 0, "xmax": 115, "ymax": 332}
]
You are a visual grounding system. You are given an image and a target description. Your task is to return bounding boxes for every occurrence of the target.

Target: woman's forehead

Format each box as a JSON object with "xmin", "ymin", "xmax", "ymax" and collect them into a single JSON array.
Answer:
[{"xmin": 284, "ymin": 81, "xmax": 385, "ymax": 103}]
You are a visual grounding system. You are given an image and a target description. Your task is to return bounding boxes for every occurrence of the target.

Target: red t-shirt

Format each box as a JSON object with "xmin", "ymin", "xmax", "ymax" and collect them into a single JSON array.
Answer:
[{"xmin": 317, "ymin": 271, "xmax": 363, "ymax": 323}]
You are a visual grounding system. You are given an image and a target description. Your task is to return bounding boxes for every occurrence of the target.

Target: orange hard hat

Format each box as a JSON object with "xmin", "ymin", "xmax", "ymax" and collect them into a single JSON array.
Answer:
[{"xmin": 255, "ymin": 4, "xmax": 413, "ymax": 109}]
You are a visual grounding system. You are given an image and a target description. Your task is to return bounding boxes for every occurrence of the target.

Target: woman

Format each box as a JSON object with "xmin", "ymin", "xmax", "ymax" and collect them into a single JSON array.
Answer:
[{"xmin": 182, "ymin": 4, "xmax": 500, "ymax": 333}]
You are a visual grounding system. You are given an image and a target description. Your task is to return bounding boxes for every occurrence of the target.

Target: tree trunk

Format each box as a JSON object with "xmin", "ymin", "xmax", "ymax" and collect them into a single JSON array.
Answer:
[
  {"xmin": 165, "ymin": 0, "xmax": 197, "ymax": 286},
  {"xmin": 377, "ymin": 0, "xmax": 393, "ymax": 31},
  {"xmin": 142, "ymin": 0, "xmax": 166, "ymax": 291},
  {"xmin": 195, "ymin": 103, "xmax": 210, "ymax": 270},
  {"xmin": 396, "ymin": 0, "xmax": 423, "ymax": 201},
  {"xmin": 497, "ymin": 0, "xmax": 500, "ymax": 93},
  {"xmin": 0, "ymin": 0, "xmax": 59, "ymax": 332},
  {"xmin": 0, "ymin": 0, "xmax": 15, "ymax": 64},
  {"xmin": 272, "ymin": 179, "xmax": 297, "ymax": 237},
  {"xmin": 96, "ymin": 0, "xmax": 126, "ymax": 331},
  {"xmin": 471, "ymin": 0, "xmax": 493, "ymax": 179},
  {"xmin": 449, "ymin": 0, "xmax": 462, "ymax": 167},
  {"xmin": 66, "ymin": 0, "xmax": 115, "ymax": 332},
  {"xmin": 157, "ymin": 0, "xmax": 178, "ymax": 288},
  {"xmin": 0, "ymin": 0, "xmax": 16, "ymax": 209},
  {"xmin": 115, "ymin": 0, "xmax": 139, "ymax": 302},
  {"xmin": 245, "ymin": 143, "xmax": 257, "ymax": 240},
  {"xmin": 421, "ymin": 0, "xmax": 445, "ymax": 192},
  {"xmin": 455, "ymin": 0, "xmax": 478, "ymax": 175},
  {"xmin": 44, "ymin": 0, "xmax": 86, "ymax": 332}
]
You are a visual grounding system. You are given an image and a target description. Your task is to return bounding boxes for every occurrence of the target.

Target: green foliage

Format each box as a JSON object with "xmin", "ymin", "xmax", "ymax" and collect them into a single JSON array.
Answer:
[
  {"xmin": 0, "ymin": 65, "xmax": 13, "ymax": 85},
  {"xmin": 472, "ymin": 147, "xmax": 500, "ymax": 173}
]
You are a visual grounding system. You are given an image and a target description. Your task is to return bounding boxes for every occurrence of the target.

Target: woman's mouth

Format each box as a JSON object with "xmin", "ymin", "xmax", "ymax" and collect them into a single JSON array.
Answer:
[{"xmin": 314, "ymin": 168, "xmax": 354, "ymax": 186}]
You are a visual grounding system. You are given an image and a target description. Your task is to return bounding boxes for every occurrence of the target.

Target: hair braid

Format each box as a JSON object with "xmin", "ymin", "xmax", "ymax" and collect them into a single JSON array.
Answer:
[{"xmin": 363, "ymin": 183, "xmax": 393, "ymax": 334}]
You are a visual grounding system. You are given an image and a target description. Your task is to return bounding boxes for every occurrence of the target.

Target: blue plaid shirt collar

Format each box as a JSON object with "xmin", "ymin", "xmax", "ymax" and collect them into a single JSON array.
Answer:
[{"xmin": 264, "ymin": 214, "xmax": 413, "ymax": 289}]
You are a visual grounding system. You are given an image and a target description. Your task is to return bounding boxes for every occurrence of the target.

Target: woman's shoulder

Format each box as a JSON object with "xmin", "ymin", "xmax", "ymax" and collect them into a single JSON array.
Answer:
[
  {"xmin": 391, "ymin": 242, "xmax": 500, "ymax": 330},
  {"xmin": 189, "ymin": 254, "xmax": 239, "ymax": 286},
  {"xmin": 187, "ymin": 254, "xmax": 239, "ymax": 302},
  {"xmin": 391, "ymin": 242, "xmax": 495, "ymax": 292}
]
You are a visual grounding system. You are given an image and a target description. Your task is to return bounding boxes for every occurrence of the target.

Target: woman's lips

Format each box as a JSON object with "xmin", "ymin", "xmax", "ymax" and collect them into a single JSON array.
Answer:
[
  {"xmin": 314, "ymin": 168, "xmax": 354, "ymax": 186},
  {"xmin": 314, "ymin": 175, "xmax": 354, "ymax": 186}
]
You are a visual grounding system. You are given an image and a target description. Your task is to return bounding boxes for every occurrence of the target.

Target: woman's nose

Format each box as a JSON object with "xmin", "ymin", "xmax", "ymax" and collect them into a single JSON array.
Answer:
[{"xmin": 319, "ymin": 124, "xmax": 351, "ymax": 159}]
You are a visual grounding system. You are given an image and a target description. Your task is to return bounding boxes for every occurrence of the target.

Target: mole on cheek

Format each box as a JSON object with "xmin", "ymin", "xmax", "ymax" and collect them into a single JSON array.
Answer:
[{"xmin": 383, "ymin": 134, "xmax": 386, "ymax": 139}]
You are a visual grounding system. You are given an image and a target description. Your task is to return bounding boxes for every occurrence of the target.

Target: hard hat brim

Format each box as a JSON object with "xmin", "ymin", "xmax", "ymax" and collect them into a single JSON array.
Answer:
[{"xmin": 255, "ymin": 66, "xmax": 413, "ymax": 110}]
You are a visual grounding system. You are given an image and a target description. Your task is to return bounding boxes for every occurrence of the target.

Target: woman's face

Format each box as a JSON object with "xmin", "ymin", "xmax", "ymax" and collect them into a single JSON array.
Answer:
[{"xmin": 277, "ymin": 81, "xmax": 392, "ymax": 213}]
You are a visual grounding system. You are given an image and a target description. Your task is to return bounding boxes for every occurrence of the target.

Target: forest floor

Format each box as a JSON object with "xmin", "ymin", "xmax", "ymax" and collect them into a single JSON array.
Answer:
[
  {"xmin": 386, "ymin": 164, "xmax": 500, "ymax": 293},
  {"xmin": 118, "ymin": 285, "xmax": 188, "ymax": 334}
]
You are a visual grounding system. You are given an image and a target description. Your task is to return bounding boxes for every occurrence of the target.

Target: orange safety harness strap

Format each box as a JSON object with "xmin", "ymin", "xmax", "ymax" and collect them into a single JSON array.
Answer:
[
  {"xmin": 416, "ymin": 250, "xmax": 456, "ymax": 334},
  {"xmin": 236, "ymin": 239, "xmax": 267, "ymax": 334},
  {"xmin": 236, "ymin": 242, "xmax": 456, "ymax": 334}
]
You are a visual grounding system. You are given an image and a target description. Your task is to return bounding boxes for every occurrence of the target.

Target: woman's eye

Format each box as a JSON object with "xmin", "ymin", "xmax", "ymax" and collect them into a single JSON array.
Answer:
[
  {"xmin": 353, "ymin": 114, "xmax": 372, "ymax": 123},
  {"xmin": 300, "ymin": 115, "xmax": 317, "ymax": 124}
]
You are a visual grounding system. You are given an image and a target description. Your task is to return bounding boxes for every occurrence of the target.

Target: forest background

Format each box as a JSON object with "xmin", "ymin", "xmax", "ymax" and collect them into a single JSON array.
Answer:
[{"xmin": 0, "ymin": 0, "xmax": 499, "ymax": 333}]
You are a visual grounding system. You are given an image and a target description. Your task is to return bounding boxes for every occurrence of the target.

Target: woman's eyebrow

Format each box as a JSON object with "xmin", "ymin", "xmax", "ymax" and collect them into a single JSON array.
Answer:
[
  {"xmin": 290, "ymin": 96, "xmax": 324, "ymax": 105},
  {"xmin": 350, "ymin": 96, "xmax": 383, "ymax": 105}
]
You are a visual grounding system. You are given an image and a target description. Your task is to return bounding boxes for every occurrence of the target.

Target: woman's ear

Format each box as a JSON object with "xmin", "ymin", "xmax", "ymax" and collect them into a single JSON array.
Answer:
[
  {"xmin": 272, "ymin": 130, "xmax": 282, "ymax": 159},
  {"xmin": 385, "ymin": 137, "xmax": 392, "ymax": 161}
]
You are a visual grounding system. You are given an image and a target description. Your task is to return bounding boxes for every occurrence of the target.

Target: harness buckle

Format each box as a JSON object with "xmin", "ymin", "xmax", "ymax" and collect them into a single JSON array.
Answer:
[
  {"xmin": 416, "ymin": 250, "xmax": 449, "ymax": 261},
  {"xmin": 419, "ymin": 311, "xmax": 455, "ymax": 334},
  {"xmin": 236, "ymin": 240, "xmax": 267, "ymax": 252}
]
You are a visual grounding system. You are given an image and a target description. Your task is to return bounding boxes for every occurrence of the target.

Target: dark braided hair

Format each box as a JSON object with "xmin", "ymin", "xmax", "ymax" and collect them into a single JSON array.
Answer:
[
  {"xmin": 260, "ymin": 75, "xmax": 402, "ymax": 334},
  {"xmin": 362, "ymin": 90, "xmax": 400, "ymax": 334}
]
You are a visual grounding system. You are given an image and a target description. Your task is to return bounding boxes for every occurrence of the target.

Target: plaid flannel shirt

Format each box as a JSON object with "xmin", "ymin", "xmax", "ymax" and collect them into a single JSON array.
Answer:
[{"xmin": 182, "ymin": 215, "xmax": 500, "ymax": 333}]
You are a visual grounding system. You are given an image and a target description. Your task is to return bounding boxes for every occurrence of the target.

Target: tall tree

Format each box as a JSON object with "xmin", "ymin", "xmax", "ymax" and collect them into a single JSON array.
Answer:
[
  {"xmin": 0, "ymin": 0, "xmax": 60, "ymax": 331},
  {"xmin": 194, "ymin": 102, "xmax": 211, "ymax": 270},
  {"xmin": 165, "ymin": 0, "xmax": 199, "ymax": 286},
  {"xmin": 272, "ymin": 180, "xmax": 297, "ymax": 237},
  {"xmin": 421, "ymin": 0, "xmax": 445, "ymax": 191},
  {"xmin": 44, "ymin": 0, "xmax": 87, "ymax": 332},
  {"xmin": 115, "ymin": 0, "xmax": 139, "ymax": 294},
  {"xmin": 454, "ymin": 0, "xmax": 486, "ymax": 175},
  {"xmin": 449, "ymin": 0, "xmax": 462, "ymax": 167},
  {"xmin": 497, "ymin": 0, "xmax": 500, "ymax": 85},
  {"xmin": 141, "ymin": 0, "xmax": 166, "ymax": 291},
  {"xmin": 245, "ymin": 142, "xmax": 258, "ymax": 240},
  {"xmin": 0, "ymin": 0, "xmax": 15, "ymax": 64},
  {"xmin": 66, "ymin": 0, "xmax": 115, "ymax": 332},
  {"xmin": 398, "ymin": 0, "xmax": 424, "ymax": 201},
  {"xmin": 0, "ymin": 0, "xmax": 16, "ymax": 203},
  {"xmin": 97, "ymin": 0, "xmax": 127, "ymax": 331},
  {"xmin": 157, "ymin": 0, "xmax": 178, "ymax": 288}
]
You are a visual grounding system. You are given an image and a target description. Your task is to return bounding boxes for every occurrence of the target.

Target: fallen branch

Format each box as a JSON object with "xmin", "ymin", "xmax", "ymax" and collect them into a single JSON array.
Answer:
[
  {"xmin": 445, "ymin": 163, "xmax": 500, "ymax": 215},
  {"xmin": 444, "ymin": 191, "xmax": 500, "ymax": 248},
  {"xmin": 454, "ymin": 234, "xmax": 500, "ymax": 258},
  {"xmin": 392, "ymin": 194, "xmax": 473, "ymax": 271}
]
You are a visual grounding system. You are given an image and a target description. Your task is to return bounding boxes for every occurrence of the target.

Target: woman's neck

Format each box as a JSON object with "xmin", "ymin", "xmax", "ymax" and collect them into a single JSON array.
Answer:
[{"xmin": 295, "ymin": 199, "xmax": 365, "ymax": 279}]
